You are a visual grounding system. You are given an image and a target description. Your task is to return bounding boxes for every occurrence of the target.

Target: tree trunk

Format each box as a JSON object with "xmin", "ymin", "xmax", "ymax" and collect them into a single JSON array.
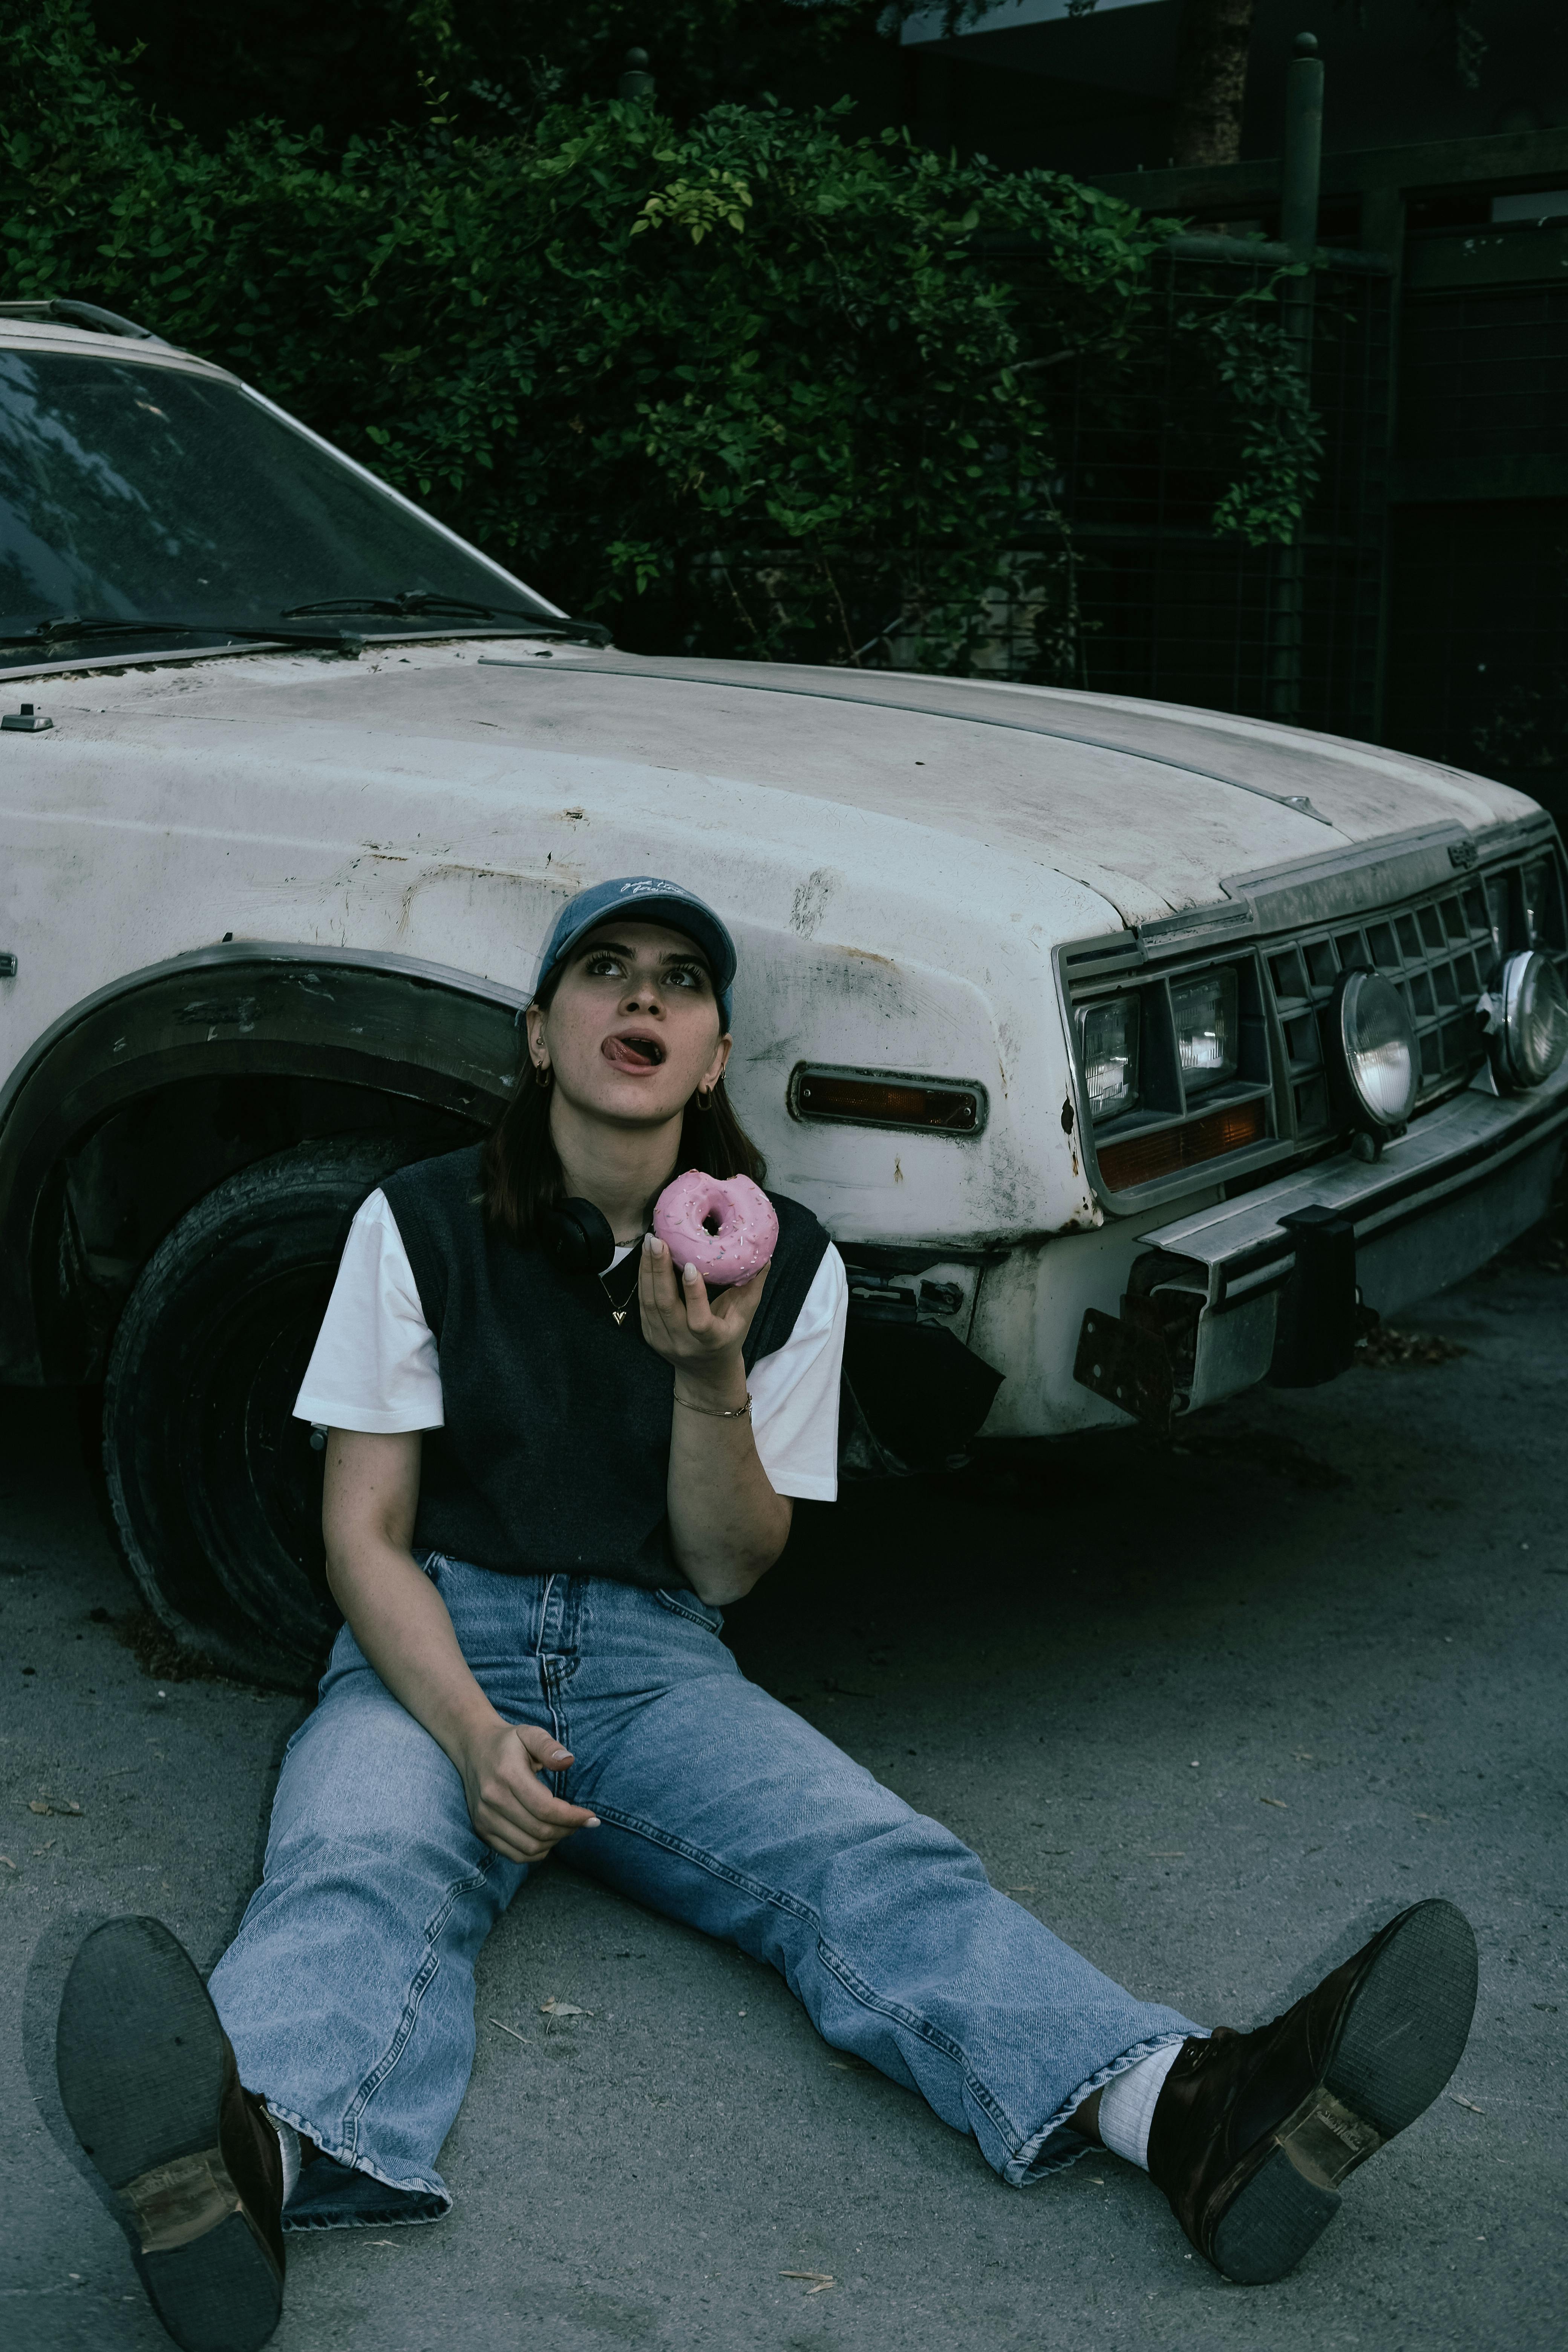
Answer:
[{"xmin": 1168, "ymin": 0, "xmax": 1258, "ymax": 166}]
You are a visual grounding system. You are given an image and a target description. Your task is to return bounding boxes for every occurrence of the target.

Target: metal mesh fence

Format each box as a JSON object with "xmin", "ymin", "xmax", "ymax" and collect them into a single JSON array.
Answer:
[{"xmin": 1028, "ymin": 251, "xmax": 1392, "ymax": 734}]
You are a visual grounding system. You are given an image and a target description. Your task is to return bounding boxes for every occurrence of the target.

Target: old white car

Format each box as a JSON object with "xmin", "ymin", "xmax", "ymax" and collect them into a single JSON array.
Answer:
[{"xmin": 3, "ymin": 303, "xmax": 1566, "ymax": 1683}]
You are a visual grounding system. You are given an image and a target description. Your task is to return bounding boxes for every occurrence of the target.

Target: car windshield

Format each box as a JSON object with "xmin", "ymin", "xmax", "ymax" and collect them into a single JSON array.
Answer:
[{"xmin": 0, "ymin": 347, "xmax": 559, "ymax": 644}]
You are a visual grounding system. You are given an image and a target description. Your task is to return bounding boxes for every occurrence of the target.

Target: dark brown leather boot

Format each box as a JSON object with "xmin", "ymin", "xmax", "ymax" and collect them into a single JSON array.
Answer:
[
  {"xmin": 56, "ymin": 1915, "xmax": 285, "ymax": 2351},
  {"xmin": 1147, "ymin": 1898, "xmax": 1477, "ymax": 2286}
]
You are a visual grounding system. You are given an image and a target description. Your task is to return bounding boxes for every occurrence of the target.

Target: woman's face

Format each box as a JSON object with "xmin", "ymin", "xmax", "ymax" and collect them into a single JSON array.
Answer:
[{"xmin": 527, "ymin": 920, "xmax": 730, "ymax": 1130}]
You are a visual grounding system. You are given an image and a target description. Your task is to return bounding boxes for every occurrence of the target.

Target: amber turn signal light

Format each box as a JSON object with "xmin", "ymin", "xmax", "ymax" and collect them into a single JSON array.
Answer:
[
  {"xmin": 790, "ymin": 1067, "xmax": 984, "ymax": 1133},
  {"xmin": 1096, "ymin": 1098, "xmax": 1266, "ymax": 1192}
]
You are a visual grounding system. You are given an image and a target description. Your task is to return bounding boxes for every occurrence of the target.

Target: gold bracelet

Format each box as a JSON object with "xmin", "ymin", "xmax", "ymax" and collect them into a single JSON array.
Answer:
[{"xmin": 673, "ymin": 1391, "xmax": 753, "ymax": 1419}]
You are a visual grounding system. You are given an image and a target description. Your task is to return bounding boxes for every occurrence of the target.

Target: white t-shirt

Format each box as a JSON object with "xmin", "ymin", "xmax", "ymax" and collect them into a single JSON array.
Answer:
[{"xmin": 294, "ymin": 1190, "xmax": 847, "ymax": 1502}]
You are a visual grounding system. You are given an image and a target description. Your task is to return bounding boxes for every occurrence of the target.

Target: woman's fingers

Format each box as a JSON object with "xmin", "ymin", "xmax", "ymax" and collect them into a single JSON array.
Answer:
[
  {"xmin": 680, "ymin": 1261, "xmax": 715, "ymax": 1332},
  {"xmin": 638, "ymin": 1238, "xmax": 773, "ymax": 1363},
  {"xmin": 515, "ymin": 1723, "xmax": 573, "ymax": 1770},
  {"xmin": 638, "ymin": 1234, "xmax": 681, "ymax": 1346},
  {"xmin": 708, "ymin": 1262, "xmax": 769, "ymax": 1339},
  {"xmin": 479, "ymin": 1817, "xmax": 572, "ymax": 1865},
  {"xmin": 463, "ymin": 1721, "xmax": 599, "ymax": 1858}
]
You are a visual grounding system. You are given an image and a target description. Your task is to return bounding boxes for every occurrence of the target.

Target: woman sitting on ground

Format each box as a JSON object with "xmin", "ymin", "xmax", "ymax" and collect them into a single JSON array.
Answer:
[{"xmin": 56, "ymin": 875, "xmax": 1479, "ymax": 2352}]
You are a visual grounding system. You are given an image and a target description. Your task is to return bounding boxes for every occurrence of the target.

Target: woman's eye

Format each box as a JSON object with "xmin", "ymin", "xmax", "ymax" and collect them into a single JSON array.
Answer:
[
  {"xmin": 585, "ymin": 954, "xmax": 625, "ymax": 977},
  {"xmin": 668, "ymin": 966, "xmax": 703, "ymax": 990}
]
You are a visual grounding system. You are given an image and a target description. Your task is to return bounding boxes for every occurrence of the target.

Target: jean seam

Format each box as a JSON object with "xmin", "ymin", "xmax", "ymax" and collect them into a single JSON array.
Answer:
[
  {"xmin": 587, "ymin": 1800, "xmax": 1026, "ymax": 2156},
  {"xmin": 545, "ymin": 1679, "xmax": 572, "ymax": 1800},
  {"xmin": 338, "ymin": 1852, "xmax": 502, "ymax": 2154},
  {"xmin": 652, "ymin": 1588, "xmax": 721, "ymax": 1632}
]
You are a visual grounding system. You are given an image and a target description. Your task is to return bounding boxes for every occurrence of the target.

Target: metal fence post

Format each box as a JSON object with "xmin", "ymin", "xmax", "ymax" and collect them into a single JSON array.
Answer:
[
  {"xmin": 1268, "ymin": 33, "xmax": 1325, "ymax": 721},
  {"xmin": 1280, "ymin": 32, "xmax": 1325, "ymax": 259}
]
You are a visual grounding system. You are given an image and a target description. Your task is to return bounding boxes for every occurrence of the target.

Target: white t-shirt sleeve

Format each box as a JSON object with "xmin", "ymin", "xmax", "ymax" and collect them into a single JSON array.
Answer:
[
  {"xmin": 293, "ymin": 1190, "xmax": 445, "ymax": 1433},
  {"xmin": 749, "ymin": 1245, "xmax": 847, "ymax": 1503}
]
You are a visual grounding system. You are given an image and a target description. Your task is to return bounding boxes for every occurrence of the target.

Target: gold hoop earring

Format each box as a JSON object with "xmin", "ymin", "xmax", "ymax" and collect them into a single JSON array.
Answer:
[{"xmin": 534, "ymin": 1062, "xmax": 553, "ymax": 1091}]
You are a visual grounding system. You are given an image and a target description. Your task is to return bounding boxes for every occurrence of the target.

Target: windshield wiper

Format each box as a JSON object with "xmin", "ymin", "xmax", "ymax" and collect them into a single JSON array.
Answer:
[
  {"xmin": 0, "ymin": 614, "xmax": 367, "ymax": 654},
  {"xmin": 282, "ymin": 590, "xmax": 611, "ymax": 645}
]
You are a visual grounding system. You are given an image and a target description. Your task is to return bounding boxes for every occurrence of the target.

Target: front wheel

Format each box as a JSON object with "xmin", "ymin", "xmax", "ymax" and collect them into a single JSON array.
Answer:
[{"xmin": 99, "ymin": 1136, "xmax": 421, "ymax": 1687}]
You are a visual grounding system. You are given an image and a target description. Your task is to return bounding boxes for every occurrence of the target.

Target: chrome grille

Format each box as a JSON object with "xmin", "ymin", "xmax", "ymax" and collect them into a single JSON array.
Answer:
[{"xmin": 1265, "ymin": 854, "xmax": 1567, "ymax": 1139}]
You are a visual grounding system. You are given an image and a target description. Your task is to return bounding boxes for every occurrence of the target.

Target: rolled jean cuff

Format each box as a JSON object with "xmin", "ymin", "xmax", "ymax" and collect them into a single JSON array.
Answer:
[
  {"xmin": 263, "ymin": 2098, "xmax": 452, "ymax": 2233},
  {"xmin": 1005, "ymin": 2030, "xmax": 1200, "ymax": 2185}
]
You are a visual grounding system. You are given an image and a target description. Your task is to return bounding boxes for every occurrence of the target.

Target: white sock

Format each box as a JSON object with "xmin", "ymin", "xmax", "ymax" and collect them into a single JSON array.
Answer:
[
  {"xmin": 1096, "ymin": 2040, "xmax": 1187, "ymax": 2171},
  {"xmin": 268, "ymin": 2112, "xmax": 301, "ymax": 2205}
]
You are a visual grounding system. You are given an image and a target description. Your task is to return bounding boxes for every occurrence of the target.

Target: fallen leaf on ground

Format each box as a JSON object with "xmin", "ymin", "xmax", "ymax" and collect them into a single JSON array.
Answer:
[
  {"xmin": 0, "ymin": 1855, "xmax": 15, "ymax": 1869},
  {"xmin": 539, "ymin": 1998, "xmax": 593, "ymax": 2018},
  {"xmin": 1259, "ymin": 1797, "xmax": 1288, "ymax": 1809},
  {"xmin": 488, "ymin": 2017, "xmax": 529, "ymax": 2043},
  {"xmin": 31, "ymin": 1841, "xmax": 55, "ymax": 1855},
  {"xmin": 368, "ymin": 2240, "xmax": 399, "ymax": 2249},
  {"xmin": 1451, "ymin": 2095, "xmax": 1485, "ymax": 2115},
  {"xmin": 781, "ymin": 2272, "xmax": 835, "ymax": 2292},
  {"xmin": 28, "ymin": 1801, "xmax": 50, "ymax": 1815}
]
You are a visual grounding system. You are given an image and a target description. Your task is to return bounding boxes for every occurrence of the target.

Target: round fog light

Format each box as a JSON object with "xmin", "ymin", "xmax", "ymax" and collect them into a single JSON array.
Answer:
[
  {"xmin": 1335, "ymin": 968, "xmax": 1417, "ymax": 1132},
  {"xmin": 1491, "ymin": 950, "xmax": 1568, "ymax": 1090}
]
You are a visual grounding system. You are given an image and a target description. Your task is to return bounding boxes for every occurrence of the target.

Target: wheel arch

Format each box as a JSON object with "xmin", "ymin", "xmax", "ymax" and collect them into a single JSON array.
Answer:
[{"xmin": 0, "ymin": 941, "xmax": 525, "ymax": 1382}]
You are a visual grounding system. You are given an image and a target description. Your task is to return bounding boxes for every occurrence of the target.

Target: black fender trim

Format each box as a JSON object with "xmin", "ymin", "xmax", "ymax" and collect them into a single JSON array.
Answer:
[{"xmin": 0, "ymin": 942, "xmax": 526, "ymax": 1380}]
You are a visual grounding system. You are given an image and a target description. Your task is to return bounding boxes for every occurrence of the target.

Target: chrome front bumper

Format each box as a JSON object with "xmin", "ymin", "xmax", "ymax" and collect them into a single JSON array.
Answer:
[{"xmin": 1073, "ymin": 1059, "xmax": 1568, "ymax": 1423}]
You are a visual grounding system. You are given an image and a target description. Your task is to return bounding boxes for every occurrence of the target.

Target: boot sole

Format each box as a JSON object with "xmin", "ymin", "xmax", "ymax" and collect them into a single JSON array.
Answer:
[
  {"xmin": 56, "ymin": 1916, "xmax": 283, "ymax": 2352},
  {"xmin": 1210, "ymin": 1898, "xmax": 1478, "ymax": 2286}
]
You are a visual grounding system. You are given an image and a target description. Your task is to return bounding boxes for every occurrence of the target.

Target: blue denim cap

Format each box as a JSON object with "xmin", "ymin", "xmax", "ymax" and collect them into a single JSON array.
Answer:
[{"xmin": 534, "ymin": 876, "xmax": 737, "ymax": 1028}]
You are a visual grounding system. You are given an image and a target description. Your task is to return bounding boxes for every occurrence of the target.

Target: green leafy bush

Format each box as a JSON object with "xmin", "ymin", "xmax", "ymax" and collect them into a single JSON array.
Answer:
[{"xmin": 0, "ymin": 2, "xmax": 1318, "ymax": 670}]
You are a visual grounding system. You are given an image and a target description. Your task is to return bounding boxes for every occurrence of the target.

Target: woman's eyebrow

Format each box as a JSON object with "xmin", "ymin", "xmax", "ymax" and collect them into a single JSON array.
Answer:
[{"xmin": 576, "ymin": 937, "xmax": 710, "ymax": 979}]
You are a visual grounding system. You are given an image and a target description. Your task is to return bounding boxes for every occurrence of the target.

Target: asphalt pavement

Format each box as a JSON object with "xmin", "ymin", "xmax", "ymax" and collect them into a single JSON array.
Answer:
[{"xmin": 3, "ymin": 1230, "xmax": 1565, "ymax": 2351}]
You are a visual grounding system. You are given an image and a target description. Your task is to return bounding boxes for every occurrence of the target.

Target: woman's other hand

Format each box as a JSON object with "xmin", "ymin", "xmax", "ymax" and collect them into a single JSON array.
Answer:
[
  {"xmin": 638, "ymin": 1234, "xmax": 766, "ymax": 1390},
  {"xmin": 456, "ymin": 1718, "xmax": 600, "ymax": 1864},
  {"xmin": 324, "ymin": 1429, "xmax": 599, "ymax": 1862}
]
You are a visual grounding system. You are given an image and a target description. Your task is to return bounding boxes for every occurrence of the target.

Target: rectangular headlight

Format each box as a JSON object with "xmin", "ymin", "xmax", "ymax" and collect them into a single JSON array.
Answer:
[
  {"xmin": 1171, "ymin": 968, "xmax": 1238, "ymax": 1092},
  {"xmin": 1078, "ymin": 995, "xmax": 1139, "ymax": 1121}
]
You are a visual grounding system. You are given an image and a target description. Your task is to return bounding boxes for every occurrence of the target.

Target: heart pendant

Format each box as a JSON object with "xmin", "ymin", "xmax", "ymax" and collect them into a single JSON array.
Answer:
[{"xmin": 612, "ymin": 1309, "xmax": 628, "ymax": 1325}]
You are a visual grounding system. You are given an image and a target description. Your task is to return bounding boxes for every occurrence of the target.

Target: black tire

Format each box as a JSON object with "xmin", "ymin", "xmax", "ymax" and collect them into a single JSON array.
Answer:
[{"xmin": 100, "ymin": 1135, "xmax": 422, "ymax": 1687}]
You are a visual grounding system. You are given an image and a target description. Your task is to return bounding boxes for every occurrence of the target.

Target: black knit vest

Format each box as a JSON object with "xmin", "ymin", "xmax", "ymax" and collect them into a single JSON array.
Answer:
[{"xmin": 379, "ymin": 1145, "xmax": 831, "ymax": 1589}]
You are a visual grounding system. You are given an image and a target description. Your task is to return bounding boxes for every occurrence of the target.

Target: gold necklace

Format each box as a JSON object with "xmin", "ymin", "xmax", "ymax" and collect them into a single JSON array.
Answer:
[{"xmin": 598, "ymin": 1245, "xmax": 642, "ymax": 1326}]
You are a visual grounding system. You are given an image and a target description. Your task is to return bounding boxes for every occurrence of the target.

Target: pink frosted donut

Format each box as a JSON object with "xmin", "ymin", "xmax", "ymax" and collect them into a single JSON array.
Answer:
[{"xmin": 653, "ymin": 1170, "xmax": 778, "ymax": 1289}]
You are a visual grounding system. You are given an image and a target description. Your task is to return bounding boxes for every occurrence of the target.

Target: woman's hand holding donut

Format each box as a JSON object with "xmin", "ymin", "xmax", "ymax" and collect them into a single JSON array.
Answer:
[{"xmin": 639, "ymin": 1232, "xmax": 767, "ymax": 1395}]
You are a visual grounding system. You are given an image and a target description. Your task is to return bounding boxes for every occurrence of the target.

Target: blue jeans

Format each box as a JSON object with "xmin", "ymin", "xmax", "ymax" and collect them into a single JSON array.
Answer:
[{"xmin": 208, "ymin": 1556, "xmax": 1197, "ymax": 2229}]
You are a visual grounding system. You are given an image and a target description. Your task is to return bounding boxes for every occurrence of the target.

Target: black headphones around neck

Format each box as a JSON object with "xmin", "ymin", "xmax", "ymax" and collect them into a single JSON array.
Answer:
[{"xmin": 541, "ymin": 1196, "xmax": 618, "ymax": 1276}]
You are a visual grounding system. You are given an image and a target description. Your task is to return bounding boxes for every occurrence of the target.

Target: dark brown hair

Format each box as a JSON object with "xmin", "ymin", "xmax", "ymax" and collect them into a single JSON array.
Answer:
[{"xmin": 480, "ymin": 960, "xmax": 766, "ymax": 1245}]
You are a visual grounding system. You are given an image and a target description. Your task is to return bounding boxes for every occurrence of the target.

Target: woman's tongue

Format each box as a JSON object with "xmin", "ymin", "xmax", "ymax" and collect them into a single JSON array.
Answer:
[{"xmin": 602, "ymin": 1034, "xmax": 663, "ymax": 1073}]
